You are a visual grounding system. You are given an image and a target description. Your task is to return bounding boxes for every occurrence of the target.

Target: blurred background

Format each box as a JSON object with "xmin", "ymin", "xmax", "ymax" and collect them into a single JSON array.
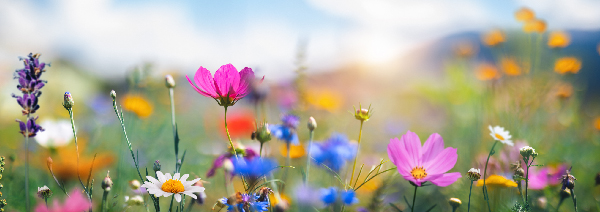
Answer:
[{"xmin": 1, "ymin": 0, "xmax": 600, "ymax": 211}]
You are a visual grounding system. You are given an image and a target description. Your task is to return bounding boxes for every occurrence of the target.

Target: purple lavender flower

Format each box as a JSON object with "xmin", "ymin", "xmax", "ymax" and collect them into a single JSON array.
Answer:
[
  {"xmin": 269, "ymin": 114, "xmax": 300, "ymax": 145},
  {"xmin": 16, "ymin": 117, "xmax": 44, "ymax": 137},
  {"xmin": 14, "ymin": 53, "xmax": 48, "ymax": 94},
  {"xmin": 12, "ymin": 93, "xmax": 40, "ymax": 115}
]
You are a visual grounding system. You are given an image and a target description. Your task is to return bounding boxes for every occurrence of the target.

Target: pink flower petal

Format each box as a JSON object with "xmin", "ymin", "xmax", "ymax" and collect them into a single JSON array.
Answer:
[
  {"xmin": 401, "ymin": 131, "xmax": 422, "ymax": 167},
  {"xmin": 235, "ymin": 67, "xmax": 256, "ymax": 98},
  {"xmin": 421, "ymin": 133, "xmax": 445, "ymax": 164},
  {"xmin": 186, "ymin": 75, "xmax": 213, "ymax": 98},
  {"xmin": 423, "ymin": 147, "xmax": 457, "ymax": 175},
  {"xmin": 387, "ymin": 137, "xmax": 413, "ymax": 175},
  {"xmin": 401, "ymin": 174, "xmax": 419, "ymax": 186},
  {"xmin": 193, "ymin": 66, "xmax": 218, "ymax": 97},
  {"xmin": 429, "ymin": 172, "xmax": 462, "ymax": 187},
  {"xmin": 214, "ymin": 64, "xmax": 240, "ymax": 97}
]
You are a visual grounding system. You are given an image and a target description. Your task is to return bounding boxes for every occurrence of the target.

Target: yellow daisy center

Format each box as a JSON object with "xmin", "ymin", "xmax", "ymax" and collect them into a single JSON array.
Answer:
[
  {"xmin": 161, "ymin": 179, "xmax": 185, "ymax": 193},
  {"xmin": 411, "ymin": 166, "xmax": 428, "ymax": 180},
  {"xmin": 495, "ymin": 133, "xmax": 505, "ymax": 140}
]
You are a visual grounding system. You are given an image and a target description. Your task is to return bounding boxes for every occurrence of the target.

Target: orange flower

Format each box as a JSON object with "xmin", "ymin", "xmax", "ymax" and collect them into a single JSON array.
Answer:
[
  {"xmin": 555, "ymin": 83, "xmax": 573, "ymax": 98},
  {"xmin": 280, "ymin": 144, "xmax": 305, "ymax": 159},
  {"xmin": 500, "ymin": 58, "xmax": 522, "ymax": 76},
  {"xmin": 515, "ymin": 7, "xmax": 535, "ymax": 22},
  {"xmin": 548, "ymin": 31, "xmax": 570, "ymax": 48},
  {"xmin": 594, "ymin": 117, "xmax": 600, "ymax": 131},
  {"xmin": 523, "ymin": 19, "xmax": 547, "ymax": 33},
  {"xmin": 45, "ymin": 142, "xmax": 114, "ymax": 182},
  {"xmin": 122, "ymin": 95, "xmax": 153, "ymax": 118},
  {"xmin": 482, "ymin": 30, "xmax": 506, "ymax": 47},
  {"xmin": 219, "ymin": 112, "xmax": 255, "ymax": 139},
  {"xmin": 453, "ymin": 42, "xmax": 477, "ymax": 57},
  {"xmin": 476, "ymin": 63, "xmax": 501, "ymax": 81},
  {"xmin": 554, "ymin": 57, "xmax": 581, "ymax": 74}
]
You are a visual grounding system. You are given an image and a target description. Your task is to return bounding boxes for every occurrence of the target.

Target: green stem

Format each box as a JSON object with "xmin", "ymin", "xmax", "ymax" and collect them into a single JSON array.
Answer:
[
  {"xmin": 259, "ymin": 142, "xmax": 264, "ymax": 157},
  {"xmin": 524, "ymin": 159, "xmax": 529, "ymax": 203},
  {"xmin": 482, "ymin": 140, "xmax": 498, "ymax": 212},
  {"xmin": 168, "ymin": 87, "xmax": 179, "ymax": 172},
  {"xmin": 411, "ymin": 185, "xmax": 418, "ymax": 212},
  {"xmin": 101, "ymin": 190, "xmax": 109, "ymax": 212},
  {"xmin": 25, "ymin": 113, "xmax": 30, "ymax": 212},
  {"xmin": 468, "ymin": 181, "xmax": 473, "ymax": 212},
  {"xmin": 169, "ymin": 196, "xmax": 174, "ymax": 212},
  {"xmin": 570, "ymin": 188, "xmax": 577, "ymax": 212},
  {"xmin": 44, "ymin": 198, "xmax": 48, "ymax": 208},
  {"xmin": 224, "ymin": 106, "xmax": 250, "ymax": 190},
  {"xmin": 305, "ymin": 130, "xmax": 314, "ymax": 184},
  {"xmin": 349, "ymin": 121, "xmax": 364, "ymax": 188},
  {"xmin": 68, "ymin": 109, "xmax": 91, "ymax": 200}
]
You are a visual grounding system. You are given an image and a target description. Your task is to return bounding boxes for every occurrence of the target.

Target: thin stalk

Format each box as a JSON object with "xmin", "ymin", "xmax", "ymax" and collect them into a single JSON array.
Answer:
[
  {"xmin": 570, "ymin": 188, "xmax": 577, "ymax": 212},
  {"xmin": 169, "ymin": 196, "xmax": 175, "ymax": 212},
  {"xmin": 281, "ymin": 142, "xmax": 291, "ymax": 193},
  {"xmin": 168, "ymin": 87, "xmax": 179, "ymax": 171},
  {"xmin": 101, "ymin": 190, "xmax": 109, "ymax": 212},
  {"xmin": 468, "ymin": 181, "xmax": 473, "ymax": 212},
  {"xmin": 68, "ymin": 109, "xmax": 91, "ymax": 200},
  {"xmin": 44, "ymin": 198, "xmax": 48, "ymax": 208},
  {"xmin": 349, "ymin": 121, "xmax": 364, "ymax": 188},
  {"xmin": 259, "ymin": 142, "xmax": 264, "ymax": 157},
  {"xmin": 25, "ymin": 113, "xmax": 30, "ymax": 212},
  {"xmin": 482, "ymin": 140, "xmax": 498, "ymax": 212},
  {"xmin": 524, "ymin": 159, "xmax": 529, "ymax": 203},
  {"xmin": 224, "ymin": 106, "xmax": 249, "ymax": 190},
  {"xmin": 411, "ymin": 185, "xmax": 418, "ymax": 212},
  {"xmin": 305, "ymin": 130, "xmax": 314, "ymax": 184}
]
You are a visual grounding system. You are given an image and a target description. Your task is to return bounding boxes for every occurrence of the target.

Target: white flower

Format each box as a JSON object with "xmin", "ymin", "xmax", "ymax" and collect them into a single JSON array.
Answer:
[
  {"xmin": 488, "ymin": 125, "xmax": 513, "ymax": 146},
  {"xmin": 519, "ymin": 146, "xmax": 538, "ymax": 158},
  {"xmin": 125, "ymin": 195, "xmax": 144, "ymax": 206},
  {"xmin": 35, "ymin": 119, "xmax": 73, "ymax": 148},
  {"xmin": 141, "ymin": 171, "xmax": 205, "ymax": 202}
]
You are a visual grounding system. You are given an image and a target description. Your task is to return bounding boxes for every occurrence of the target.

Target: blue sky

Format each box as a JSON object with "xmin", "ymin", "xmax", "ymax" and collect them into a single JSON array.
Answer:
[{"xmin": 1, "ymin": 0, "xmax": 599, "ymax": 80}]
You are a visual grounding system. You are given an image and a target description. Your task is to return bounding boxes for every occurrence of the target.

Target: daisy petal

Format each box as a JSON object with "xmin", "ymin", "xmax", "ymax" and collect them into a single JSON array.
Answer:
[{"xmin": 174, "ymin": 193, "xmax": 181, "ymax": 202}]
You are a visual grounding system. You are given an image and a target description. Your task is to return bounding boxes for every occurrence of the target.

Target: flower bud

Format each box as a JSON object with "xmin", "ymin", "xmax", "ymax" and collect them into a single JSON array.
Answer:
[
  {"xmin": 102, "ymin": 171, "xmax": 113, "ymax": 191},
  {"xmin": 129, "ymin": 180, "xmax": 141, "ymax": 190},
  {"xmin": 448, "ymin": 198, "xmax": 461, "ymax": 209},
  {"xmin": 46, "ymin": 157, "xmax": 53, "ymax": 169},
  {"xmin": 165, "ymin": 75, "xmax": 176, "ymax": 88},
  {"xmin": 353, "ymin": 104, "xmax": 372, "ymax": 122},
  {"xmin": 37, "ymin": 185, "xmax": 52, "ymax": 199},
  {"xmin": 519, "ymin": 146, "xmax": 538, "ymax": 158},
  {"xmin": 559, "ymin": 188, "xmax": 571, "ymax": 199},
  {"xmin": 153, "ymin": 160, "xmax": 161, "ymax": 172},
  {"xmin": 467, "ymin": 168, "xmax": 481, "ymax": 181},
  {"xmin": 253, "ymin": 123, "xmax": 271, "ymax": 144},
  {"xmin": 110, "ymin": 90, "xmax": 117, "ymax": 100},
  {"xmin": 307, "ymin": 117, "xmax": 317, "ymax": 131},
  {"xmin": 62, "ymin": 92, "xmax": 74, "ymax": 110}
]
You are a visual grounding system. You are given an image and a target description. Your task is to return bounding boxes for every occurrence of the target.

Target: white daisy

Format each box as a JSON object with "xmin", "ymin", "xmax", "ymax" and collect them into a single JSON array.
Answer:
[
  {"xmin": 488, "ymin": 125, "xmax": 513, "ymax": 146},
  {"xmin": 35, "ymin": 119, "xmax": 73, "ymax": 148},
  {"xmin": 141, "ymin": 171, "xmax": 205, "ymax": 202}
]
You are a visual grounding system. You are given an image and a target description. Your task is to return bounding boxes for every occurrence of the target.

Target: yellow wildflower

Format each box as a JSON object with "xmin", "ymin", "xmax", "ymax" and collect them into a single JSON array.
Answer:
[
  {"xmin": 554, "ymin": 57, "xmax": 581, "ymax": 74},
  {"xmin": 476, "ymin": 63, "xmax": 501, "ymax": 81},
  {"xmin": 280, "ymin": 144, "xmax": 305, "ymax": 159},
  {"xmin": 594, "ymin": 117, "xmax": 600, "ymax": 131},
  {"xmin": 122, "ymin": 95, "xmax": 153, "ymax": 118},
  {"xmin": 523, "ymin": 19, "xmax": 547, "ymax": 33},
  {"xmin": 306, "ymin": 90, "xmax": 342, "ymax": 112},
  {"xmin": 482, "ymin": 30, "xmax": 506, "ymax": 47},
  {"xmin": 270, "ymin": 193, "xmax": 290, "ymax": 207},
  {"xmin": 548, "ymin": 31, "xmax": 570, "ymax": 48},
  {"xmin": 476, "ymin": 174, "xmax": 518, "ymax": 188},
  {"xmin": 515, "ymin": 7, "xmax": 535, "ymax": 22},
  {"xmin": 500, "ymin": 58, "xmax": 522, "ymax": 76}
]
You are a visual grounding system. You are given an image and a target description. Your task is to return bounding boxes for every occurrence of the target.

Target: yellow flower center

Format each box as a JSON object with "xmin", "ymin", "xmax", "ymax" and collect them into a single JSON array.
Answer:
[
  {"xmin": 161, "ymin": 179, "xmax": 185, "ymax": 193},
  {"xmin": 411, "ymin": 166, "xmax": 428, "ymax": 180},
  {"xmin": 495, "ymin": 133, "xmax": 505, "ymax": 140}
]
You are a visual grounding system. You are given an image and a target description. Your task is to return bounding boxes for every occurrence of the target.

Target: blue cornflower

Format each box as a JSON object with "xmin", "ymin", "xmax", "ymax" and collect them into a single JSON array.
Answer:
[
  {"xmin": 341, "ymin": 190, "xmax": 358, "ymax": 205},
  {"xmin": 233, "ymin": 157, "xmax": 278, "ymax": 178},
  {"xmin": 319, "ymin": 187, "xmax": 359, "ymax": 206},
  {"xmin": 269, "ymin": 114, "xmax": 300, "ymax": 145},
  {"xmin": 310, "ymin": 133, "xmax": 357, "ymax": 172},
  {"xmin": 320, "ymin": 187, "xmax": 337, "ymax": 206}
]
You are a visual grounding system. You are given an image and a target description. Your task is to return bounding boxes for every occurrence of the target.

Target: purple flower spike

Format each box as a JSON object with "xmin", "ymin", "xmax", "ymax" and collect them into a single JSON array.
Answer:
[
  {"xmin": 13, "ymin": 93, "xmax": 40, "ymax": 115},
  {"xmin": 387, "ymin": 131, "xmax": 462, "ymax": 187},
  {"xmin": 16, "ymin": 117, "xmax": 44, "ymax": 137},
  {"xmin": 186, "ymin": 64, "xmax": 264, "ymax": 107}
]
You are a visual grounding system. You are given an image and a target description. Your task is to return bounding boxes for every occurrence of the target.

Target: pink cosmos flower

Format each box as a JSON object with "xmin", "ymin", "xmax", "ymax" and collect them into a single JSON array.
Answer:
[
  {"xmin": 35, "ymin": 189, "xmax": 92, "ymax": 212},
  {"xmin": 387, "ymin": 131, "xmax": 462, "ymax": 187},
  {"xmin": 186, "ymin": 64, "xmax": 263, "ymax": 107}
]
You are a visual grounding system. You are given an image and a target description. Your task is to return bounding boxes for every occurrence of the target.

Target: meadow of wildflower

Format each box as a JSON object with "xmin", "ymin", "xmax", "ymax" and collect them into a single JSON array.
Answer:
[{"xmin": 1, "ymin": 2, "xmax": 600, "ymax": 212}]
